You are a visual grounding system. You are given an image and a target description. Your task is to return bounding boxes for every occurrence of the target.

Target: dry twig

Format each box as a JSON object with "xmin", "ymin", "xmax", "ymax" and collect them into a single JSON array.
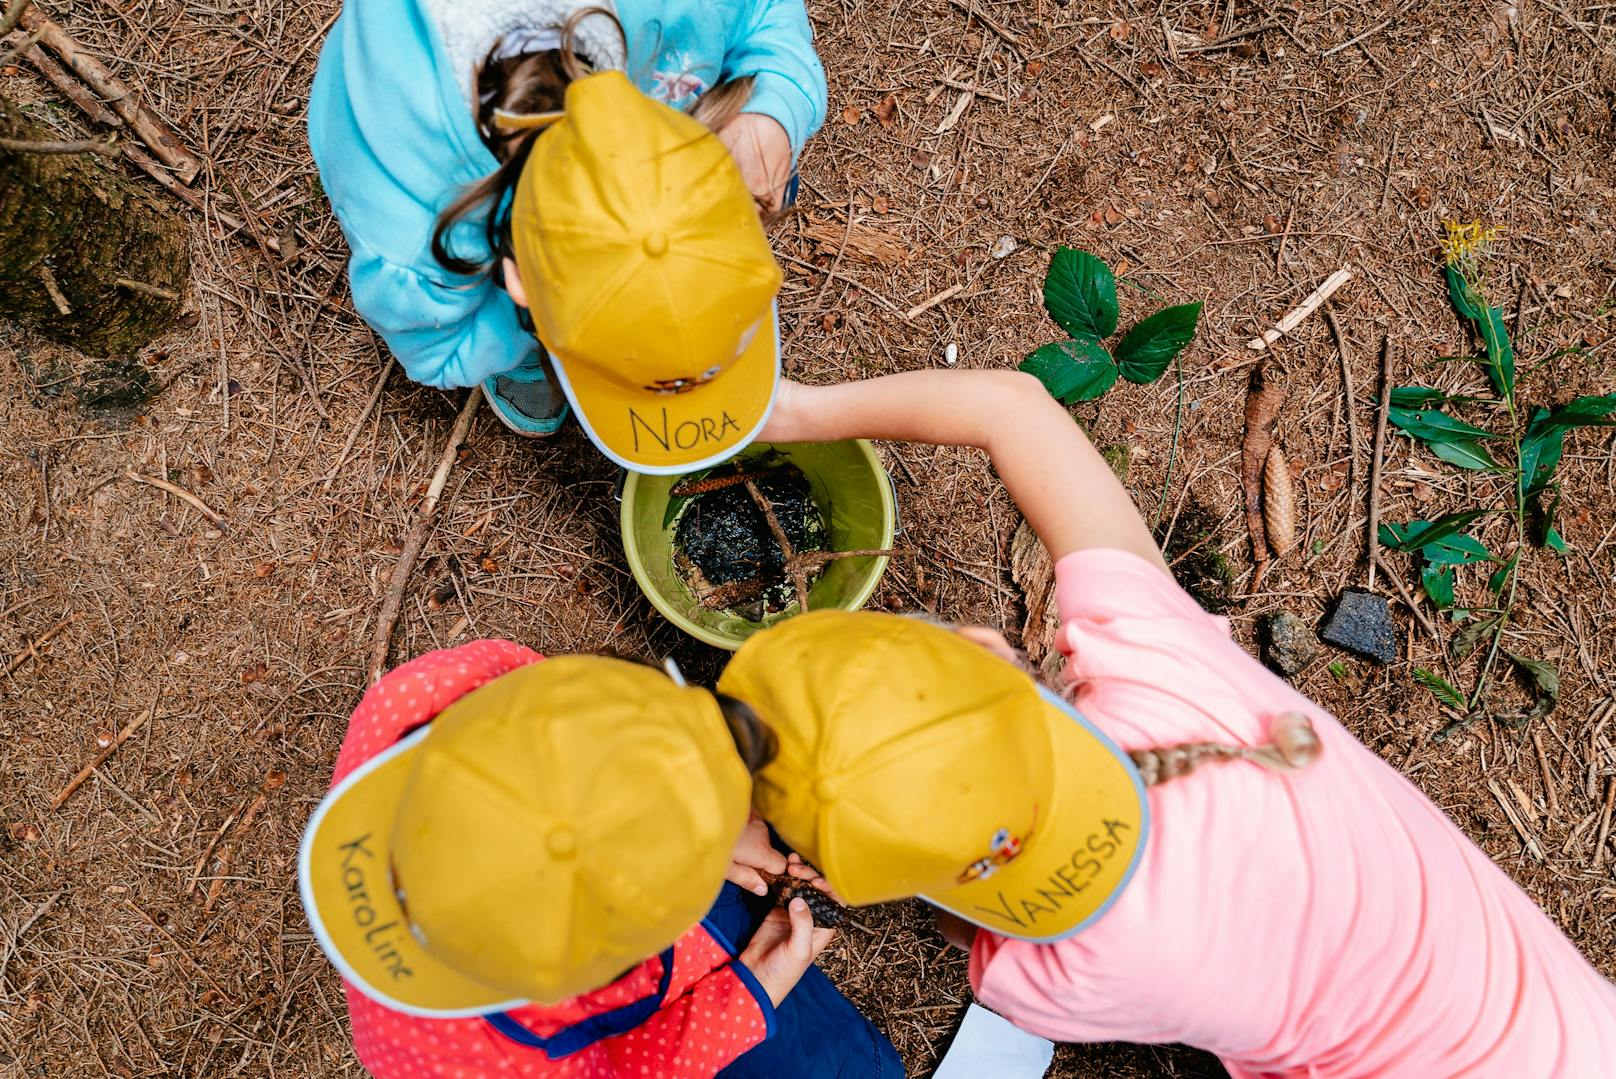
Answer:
[
  {"xmin": 945, "ymin": 0, "xmax": 1023, "ymax": 49},
  {"xmin": 51, "ymin": 709, "xmax": 149, "ymax": 810},
  {"xmin": 125, "ymin": 469, "xmax": 228, "ymax": 532},
  {"xmin": 0, "ymin": 134, "xmax": 115, "ymax": 154},
  {"xmin": 905, "ymin": 283, "xmax": 963, "ymax": 320},
  {"xmin": 18, "ymin": 6, "xmax": 202, "ymax": 183},
  {"xmin": 203, "ymin": 794, "xmax": 268, "ymax": 916},
  {"xmin": 1, "ymin": 611, "xmax": 76, "ymax": 677},
  {"xmin": 1247, "ymin": 266, "xmax": 1355, "ymax": 350},
  {"xmin": 744, "ymin": 479, "xmax": 810, "ymax": 613},
  {"xmin": 1366, "ymin": 335, "xmax": 1393, "ymax": 591},
  {"xmin": 368, "ymin": 391, "xmax": 481, "ymax": 683}
]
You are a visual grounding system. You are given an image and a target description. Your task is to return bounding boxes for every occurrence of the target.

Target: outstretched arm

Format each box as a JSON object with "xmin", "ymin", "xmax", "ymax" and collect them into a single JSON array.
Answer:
[{"xmin": 760, "ymin": 372, "xmax": 1168, "ymax": 573}]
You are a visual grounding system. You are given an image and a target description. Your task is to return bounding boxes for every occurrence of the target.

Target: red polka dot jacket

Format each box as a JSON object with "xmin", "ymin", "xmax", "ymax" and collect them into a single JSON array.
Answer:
[{"xmin": 329, "ymin": 640, "xmax": 776, "ymax": 1077}]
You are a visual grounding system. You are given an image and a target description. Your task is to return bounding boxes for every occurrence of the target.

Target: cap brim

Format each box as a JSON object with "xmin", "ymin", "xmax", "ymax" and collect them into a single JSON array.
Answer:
[
  {"xmin": 550, "ymin": 304, "xmax": 779, "ymax": 476},
  {"xmin": 919, "ymin": 687, "xmax": 1149, "ymax": 942},
  {"xmin": 298, "ymin": 729, "xmax": 526, "ymax": 1018}
]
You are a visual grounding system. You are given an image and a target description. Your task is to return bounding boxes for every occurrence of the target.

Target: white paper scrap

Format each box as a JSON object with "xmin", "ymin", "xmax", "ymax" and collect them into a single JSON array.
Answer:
[{"xmin": 933, "ymin": 1003, "xmax": 1055, "ymax": 1079}]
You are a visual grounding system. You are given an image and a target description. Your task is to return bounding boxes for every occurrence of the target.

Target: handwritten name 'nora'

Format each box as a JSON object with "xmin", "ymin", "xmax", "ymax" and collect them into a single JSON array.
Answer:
[{"xmin": 629, "ymin": 406, "xmax": 741, "ymax": 454}]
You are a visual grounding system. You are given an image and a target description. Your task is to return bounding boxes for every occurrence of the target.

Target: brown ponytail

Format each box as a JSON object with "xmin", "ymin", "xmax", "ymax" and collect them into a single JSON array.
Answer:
[
  {"xmin": 715, "ymin": 693, "xmax": 778, "ymax": 776},
  {"xmin": 431, "ymin": 8, "xmax": 760, "ymax": 280}
]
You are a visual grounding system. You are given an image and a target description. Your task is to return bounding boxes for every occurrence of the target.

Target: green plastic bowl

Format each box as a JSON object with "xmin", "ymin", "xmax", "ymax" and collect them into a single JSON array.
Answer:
[{"xmin": 621, "ymin": 440, "xmax": 896, "ymax": 650}]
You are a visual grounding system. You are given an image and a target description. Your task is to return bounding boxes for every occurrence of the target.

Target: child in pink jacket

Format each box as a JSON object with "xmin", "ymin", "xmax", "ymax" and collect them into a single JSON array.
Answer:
[{"xmin": 741, "ymin": 369, "xmax": 1616, "ymax": 1077}]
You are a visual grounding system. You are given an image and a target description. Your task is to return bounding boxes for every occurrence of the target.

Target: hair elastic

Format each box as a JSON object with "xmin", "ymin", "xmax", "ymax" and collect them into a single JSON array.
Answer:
[{"xmin": 491, "ymin": 108, "xmax": 565, "ymax": 134}]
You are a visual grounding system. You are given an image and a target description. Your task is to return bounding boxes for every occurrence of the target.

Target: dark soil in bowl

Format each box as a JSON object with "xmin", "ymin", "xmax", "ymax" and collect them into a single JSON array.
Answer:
[{"xmin": 673, "ymin": 460, "xmax": 827, "ymax": 617}]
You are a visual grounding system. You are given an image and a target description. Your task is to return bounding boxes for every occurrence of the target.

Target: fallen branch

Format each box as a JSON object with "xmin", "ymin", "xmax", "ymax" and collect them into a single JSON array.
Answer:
[
  {"xmin": 18, "ymin": 6, "xmax": 202, "ymax": 183},
  {"xmin": 1247, "ymin": 265, "xmax": 1355, "ymax": 350},
  {"xmin": 125, "ymin": 469, "xmax": 229, "ymax": 532},
  {"xmin": 51, "ymin": 708, "xmax": 149, "ymax": 810},
  {"xmin": 744, "ymin": 479, "xmax": 810, "ymax": 613},
  {"xmin": 0, "ymin": 886, "xmax": 65, "ymax": 990},
  {"xmin": 1, "ymin": 611, "xmax": 77, "ymax": 678},
  {"xmin": 0, "ymin": 134, "xmax": 115, "ymax": 154},
  {"xmin": 1365, "ymin": 335, "xmax": 1393, "ymax": 591},
  {"xmin": 368, "ymin": 390, "xmax": 481, "ymax": 684}
]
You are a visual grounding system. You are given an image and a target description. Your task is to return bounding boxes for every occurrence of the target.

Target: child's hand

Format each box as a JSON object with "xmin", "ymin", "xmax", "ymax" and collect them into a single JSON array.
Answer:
[
  {"xmin": 739, "ymin": 897, "xmax": 836, "ymax": 1005},
  {"xmin": 783, "ymin": 851, "xmax": 843, "ymax": 903},
  {"xmin": 935, "ymin": 909, "xmax": 977, "ymax": 952},
  {"xmin": 726, "ymin": 813, "xmax": 787, "ymax": 896},
  {"xmin": 717, "ymin": 113, "xmax": 793, "ymax": 213}
]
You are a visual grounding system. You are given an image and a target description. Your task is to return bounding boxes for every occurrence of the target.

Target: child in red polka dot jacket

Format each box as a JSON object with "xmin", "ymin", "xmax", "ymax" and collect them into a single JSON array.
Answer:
[{"xmin": 298, "ymin": 639, "xmax": 901, "ymax": 1077}]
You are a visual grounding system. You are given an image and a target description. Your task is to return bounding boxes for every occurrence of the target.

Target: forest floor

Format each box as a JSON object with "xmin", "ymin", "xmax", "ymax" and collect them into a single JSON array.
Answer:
[{"xmin": 3, "ymin": 1, "xmax": 1615, "ymax": 1076}]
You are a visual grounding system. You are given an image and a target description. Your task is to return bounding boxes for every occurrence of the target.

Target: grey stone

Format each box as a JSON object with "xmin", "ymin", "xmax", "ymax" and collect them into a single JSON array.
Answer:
[
  {"xmin": 1320, "ymin": 588, "xmax": 1397, "ymax": 665},
  {"xmin": 1261, "ymin": 611, "xmax": 1320, "ymax": 677}
]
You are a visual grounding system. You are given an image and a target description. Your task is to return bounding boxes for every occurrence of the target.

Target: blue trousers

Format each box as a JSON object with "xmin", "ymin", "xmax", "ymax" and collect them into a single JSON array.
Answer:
[{"xmin": 707, "ymin": 883, "xmax": 903, "ymax": 1078}]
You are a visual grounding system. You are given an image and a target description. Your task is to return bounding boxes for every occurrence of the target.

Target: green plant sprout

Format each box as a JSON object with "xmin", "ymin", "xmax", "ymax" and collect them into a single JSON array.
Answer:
[
  {"xmin": 1019, "ymin": 247, "xmax": 1202, "ymax": 525},
  {"xmin": 1019, "ymin": 247, "xmax": 1202, "ymax": 404},
  {"xmin": 1380, "ymin": 221, "xmax": 1613, "ymax": 738}
]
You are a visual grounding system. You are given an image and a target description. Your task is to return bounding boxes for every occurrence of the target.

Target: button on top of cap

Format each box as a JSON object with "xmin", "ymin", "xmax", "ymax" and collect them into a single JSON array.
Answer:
[
  {"xmin": 813, "ymin": 777, "xmax": 839, "ymax": 802},
  {"xmin": 547, "ymin": 828, "xmax": 577, "ymax": 858},
  {"xmin": 642, "ymin": 231, "xmax": 669, "ymax": 257}
]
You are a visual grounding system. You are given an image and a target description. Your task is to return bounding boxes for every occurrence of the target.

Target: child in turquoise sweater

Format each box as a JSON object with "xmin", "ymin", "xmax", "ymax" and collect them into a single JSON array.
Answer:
[{"xmin": 309, "ymin": 0, "xmax": 825, "ymax": 442}]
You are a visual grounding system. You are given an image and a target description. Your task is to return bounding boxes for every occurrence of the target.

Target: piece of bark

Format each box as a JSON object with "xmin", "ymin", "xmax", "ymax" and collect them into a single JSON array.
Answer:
[
  {"xmin": 1241, "ymin": 364, "xmax": 1288, "ymax": 565},
  {"xmin": 1010, "ymin": 519, "xmax": 1063, "ymax": 683}
]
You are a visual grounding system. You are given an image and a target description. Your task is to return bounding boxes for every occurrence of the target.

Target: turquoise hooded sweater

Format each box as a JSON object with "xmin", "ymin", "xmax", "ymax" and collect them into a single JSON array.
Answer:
[{"xmin": 308, "ymin": 0, "xmax": 825, "ymax": 389}]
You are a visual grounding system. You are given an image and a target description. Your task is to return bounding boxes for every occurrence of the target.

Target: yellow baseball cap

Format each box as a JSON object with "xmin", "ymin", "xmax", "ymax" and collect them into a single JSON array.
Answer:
[
  {"xmin": 719, "ymin": 611, "xmax": 1148, "ymax": 942},
  {"xmin": 298, "ymin": 656, "xmax": 751, "ymax": 1015},
  {"xmin": 510, "ymin": 71, "xmax": 783, "ymax": 475}
]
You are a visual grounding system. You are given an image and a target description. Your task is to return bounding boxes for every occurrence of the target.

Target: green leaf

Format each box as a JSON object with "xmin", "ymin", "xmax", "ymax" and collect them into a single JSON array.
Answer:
[
  {"xmin": 1543, "ymin": 394, "xmax": 1616, "ymax": 429},
  {"xmin": 1487, "ymin": 551, "xmax": 1519, "ymax": 592},
  {"xmin": 1546, "ymin": 527, "xmax": 1567, "ymax": 554},
  {"xmin": 1450, "ymin": 615, "xmax": 1501, "ymax": 659},
  {"xmin": 1503, "ymin": 652, "xmax": 1559, "ymax": 725},
  {"xmin": 1328, "ymin": 660, "xmax": 1347, "ymax": 681},
  {"xmin": 1043, "ymin": 247, "xmax": 1119, "ymax": 340},
  {"xmin": 1430, "ymin": 439, "xmax": 1501, "ymax": 471},
  {"xmin": 1379, "ymin": 511, "xmax": 1496, "ymax": 564},
  {"xmin": 1421, "ymin": 566, "xmax": 1456, "ymax": 609},
  {"xmin": 1479, "ymin": 306, "xmax": 1514, "ymax": 399},
  {"xmin": 1114, "ymin": 302, "xmax": 1202, "ymax": 384},
  {"xmin": 1413, "ymin": 668, "xmax": 1467, "ymax": 711},
  {"xmin": 1019, "ymin": 337, "xmax": 1118, "ymax": 404},
  {"xmin": 1388, "ymin": 406, "xmax": 1498, "ymax": 444},
  {"xmin": 1390, "ymin": 386, "xmax": 1453, "ymax": 408},
  {"xmin": 1518, "ymin": 414, "xmax": 1566, "ymax": 496},
  {"xmin": 1445, "ymin": 263, "xmax": 1486, "ymax": 323}
]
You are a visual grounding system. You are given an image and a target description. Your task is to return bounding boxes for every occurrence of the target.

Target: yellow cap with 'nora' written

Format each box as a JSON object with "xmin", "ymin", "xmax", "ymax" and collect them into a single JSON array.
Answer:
[
  {"xmin": 719, "ymin": 611, "xmax": 1149, "ymax": 942},
  {"xmin": 298, "ymin": 656, "xmax": 752, "ymax": 1014},
  {"xmin": 509, "ymin": 71, "xmax": 783, "ymax": 475}
]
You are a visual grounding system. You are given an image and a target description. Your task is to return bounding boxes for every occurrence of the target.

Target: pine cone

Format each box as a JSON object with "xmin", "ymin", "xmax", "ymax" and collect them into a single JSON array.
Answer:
[{"xmin": 759, "ymin": 869, "xmax": 847, "ymax": 928}]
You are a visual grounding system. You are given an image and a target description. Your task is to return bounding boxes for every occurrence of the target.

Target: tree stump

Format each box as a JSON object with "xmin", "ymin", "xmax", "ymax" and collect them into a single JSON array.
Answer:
[{"xmin": 0, "ymin": 94, "xmax": 187, "ymax": 356}]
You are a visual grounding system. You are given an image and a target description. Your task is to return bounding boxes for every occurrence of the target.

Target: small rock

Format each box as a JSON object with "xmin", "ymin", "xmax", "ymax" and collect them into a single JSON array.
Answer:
[
  {"xmin": 989, "ymin": 235, "xmax": 1017, "ymax": 259},
  {"xmin": 1320, "ymin": 588, "xmax": 1397, "ymax": 665},
  {"xmin": 944, "ymin": 342, "xmax": 958, "ymax": 366},
  {"xmin": 1261, "ymin": 611, "xmax": 1319, "ymax": 678}
]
